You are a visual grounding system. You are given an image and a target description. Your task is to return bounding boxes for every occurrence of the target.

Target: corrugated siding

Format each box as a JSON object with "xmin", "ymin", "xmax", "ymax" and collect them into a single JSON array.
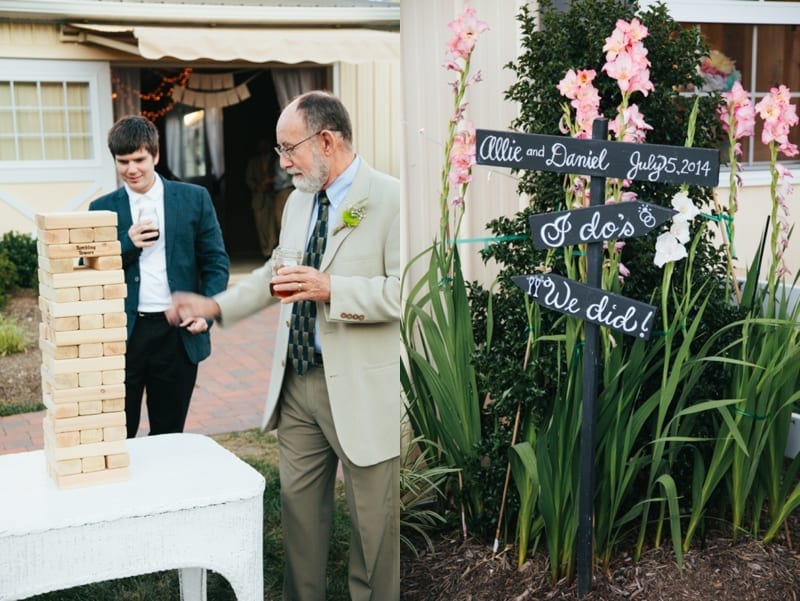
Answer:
[
  {"xmin": 339, "ymin": 61, "xmax": 401, "ymax": 178},
  {"xmin": 400, "ymin": 0, "xmax": 526, "ymax": 283}
]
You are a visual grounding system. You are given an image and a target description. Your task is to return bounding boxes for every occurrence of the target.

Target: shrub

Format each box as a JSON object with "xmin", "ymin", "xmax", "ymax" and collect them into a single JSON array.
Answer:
[
  {"xmin": 0, "ymin": 314, "xmax": 26, "ymax": 355},
  {"xmin": 0, "ymin": 251, "xmax": 18, "ymax": 309},
  {"xmin": 0, "ymin": 230, "xmax": 38, "ymax": 290}
]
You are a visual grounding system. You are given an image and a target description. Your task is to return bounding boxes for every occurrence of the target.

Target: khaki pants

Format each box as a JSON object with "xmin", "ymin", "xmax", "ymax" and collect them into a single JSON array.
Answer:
[{"xmin": 278, "ymin": 365, "xmax": 399, "ymax": 601}]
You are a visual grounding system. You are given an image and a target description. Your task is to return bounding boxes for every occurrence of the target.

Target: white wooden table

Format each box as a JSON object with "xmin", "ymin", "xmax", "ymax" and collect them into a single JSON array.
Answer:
[{"xmin": 0, "ymin": 433, "xmax": 265, "ymax": 601}]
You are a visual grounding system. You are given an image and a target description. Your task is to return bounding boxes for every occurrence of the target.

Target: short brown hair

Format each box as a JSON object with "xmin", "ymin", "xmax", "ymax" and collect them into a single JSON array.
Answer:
[{"xmin": 107, "ymin": 115, "xmax": 159, "ymax": 157}]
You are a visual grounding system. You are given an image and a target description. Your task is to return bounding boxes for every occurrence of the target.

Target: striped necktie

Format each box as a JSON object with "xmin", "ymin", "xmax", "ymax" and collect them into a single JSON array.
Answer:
[{"xmin": 288, "ymin": 191, "xmax": 329, "ymax": 375}]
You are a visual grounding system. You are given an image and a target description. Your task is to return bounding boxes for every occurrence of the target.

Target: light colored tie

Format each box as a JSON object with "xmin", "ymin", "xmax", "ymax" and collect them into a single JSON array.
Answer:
[{"xmin": 288, "ymin": 191, "xmax": 329, "ymax": 375}]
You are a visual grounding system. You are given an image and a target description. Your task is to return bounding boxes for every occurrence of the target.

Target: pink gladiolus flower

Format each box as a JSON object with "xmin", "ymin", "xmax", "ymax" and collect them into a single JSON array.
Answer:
[
  {"xmin": 446, "ymin": 6, "xmax": 490, "ymax": 61},
  {"xmin": 719, "ymin": 82, "xmax": 755, "ymax": 140},
  {"xmin": 448, "ymin": 126, "xmax": 476, "ymax": 187},
  {"xmin": 755, "ymin": 85, "xmax": 799, "ymax": 156},
  {"xmin": 602, "ymin": 19, "xmax": 653, "ymax": 98},
  {"xmin": 610, "ymin": 104, "xmax": 653, "ymax": 142}
]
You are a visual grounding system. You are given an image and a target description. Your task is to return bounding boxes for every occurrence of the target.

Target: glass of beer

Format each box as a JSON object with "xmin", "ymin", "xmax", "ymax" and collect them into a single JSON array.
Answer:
[
  {"xmin": 138, "ymin": 205, "xmax": 160, "ymax": 241},
  {"xmin": 270, "ymin": 246, "xmax": 304, "ymax": 298}
]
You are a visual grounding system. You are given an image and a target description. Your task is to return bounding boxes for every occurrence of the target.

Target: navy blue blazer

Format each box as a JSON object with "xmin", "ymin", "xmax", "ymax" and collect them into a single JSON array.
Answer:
[{"xmin": 89, "ymin": 177, "xmax": 230, "ymax": 364}]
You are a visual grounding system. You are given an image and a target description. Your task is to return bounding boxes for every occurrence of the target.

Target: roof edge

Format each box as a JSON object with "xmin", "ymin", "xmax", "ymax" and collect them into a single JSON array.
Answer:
[{"xmin": 0, "ymin": 1, "xmax": 401, "ymax": 28}]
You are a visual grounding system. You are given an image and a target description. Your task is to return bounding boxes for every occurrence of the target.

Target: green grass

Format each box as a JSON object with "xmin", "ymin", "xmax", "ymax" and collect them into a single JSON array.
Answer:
[
  {"xmin": 0, "ymin": 313, "xmax": 25, "ymax": 355},
  {"xmin": 26, "ymin": 433, "xmax": 352, "ymax": 601},
  {"xmin": 0, "ymin": 401, "xmax": 44, "ymax": 417}
]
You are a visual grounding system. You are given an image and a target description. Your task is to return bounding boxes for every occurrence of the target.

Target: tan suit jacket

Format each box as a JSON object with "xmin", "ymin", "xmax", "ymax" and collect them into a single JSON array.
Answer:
[{"xmin": 215, "ymin": 160, "xmax": 401, "ymax": 466}]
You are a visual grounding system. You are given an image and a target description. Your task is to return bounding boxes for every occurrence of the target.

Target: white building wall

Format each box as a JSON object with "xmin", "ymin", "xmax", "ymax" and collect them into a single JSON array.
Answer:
[{"xmin": 401, "ymin": 0, "xmax": 526, "ymax": 286}]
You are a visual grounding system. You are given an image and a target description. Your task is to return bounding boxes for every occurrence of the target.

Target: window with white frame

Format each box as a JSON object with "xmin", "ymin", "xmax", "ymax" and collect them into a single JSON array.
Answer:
[
  {"xmin": 0, "ymin": 80, "xmax": 93, "ymax": 161},
  {"xmin": 0, "ymin": 60, "xmax": 111, "ymax": 170},
  {"xmin": 642, "ymin": 0, "xmax": 800, "ymax": 168},
  {"xmin": 685, "ymin": 20, "xmax": 800, "ymax": 165}
]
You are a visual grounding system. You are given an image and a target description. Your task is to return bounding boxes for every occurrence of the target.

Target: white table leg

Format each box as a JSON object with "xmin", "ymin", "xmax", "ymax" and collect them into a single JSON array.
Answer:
[{"xmin": 179, "ymin": 567, "xmax": 207, "ymax": 601}]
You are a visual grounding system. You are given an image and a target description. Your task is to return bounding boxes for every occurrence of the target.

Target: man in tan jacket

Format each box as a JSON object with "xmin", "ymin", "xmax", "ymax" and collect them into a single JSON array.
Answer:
[{"xmin": 168, "ymin": 90, "xmax": 400, "ymax": 601}]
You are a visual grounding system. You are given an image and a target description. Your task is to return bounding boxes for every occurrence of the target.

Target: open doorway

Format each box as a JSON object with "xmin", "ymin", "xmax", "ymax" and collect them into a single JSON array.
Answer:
[{"xmin": 120, "ymin": 65, "xmax": 326, "ymax": 262}]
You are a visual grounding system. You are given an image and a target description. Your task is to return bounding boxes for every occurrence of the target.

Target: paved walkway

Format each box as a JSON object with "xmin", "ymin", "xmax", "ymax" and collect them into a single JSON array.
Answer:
[{"xmin": 0, "ymin": 264, "xmax": 278, "ymax": 456}]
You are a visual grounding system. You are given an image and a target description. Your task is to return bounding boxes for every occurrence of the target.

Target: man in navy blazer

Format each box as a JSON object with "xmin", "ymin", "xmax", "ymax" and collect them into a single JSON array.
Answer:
[{"xmin": 90, "ymin": 115, "xmax": 229, "ymax": 438}]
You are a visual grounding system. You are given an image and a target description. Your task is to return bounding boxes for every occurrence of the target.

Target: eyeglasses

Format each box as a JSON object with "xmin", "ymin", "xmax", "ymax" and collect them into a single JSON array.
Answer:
[{"xmin": 274, "ymin": 131, "xmax": 322, "ymax": 159}]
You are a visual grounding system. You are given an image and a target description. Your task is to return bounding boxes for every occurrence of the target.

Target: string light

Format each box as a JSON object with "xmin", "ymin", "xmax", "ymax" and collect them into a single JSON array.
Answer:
[{"xmin": 111, "ymin": 68, "xmax": 192, "ymax": 121}]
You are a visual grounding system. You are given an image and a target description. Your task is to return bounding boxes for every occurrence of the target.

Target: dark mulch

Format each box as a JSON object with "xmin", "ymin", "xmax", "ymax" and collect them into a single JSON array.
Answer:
[{"xmin": 402, "ymin": 517, "xmax": 800, "ymax": 601}]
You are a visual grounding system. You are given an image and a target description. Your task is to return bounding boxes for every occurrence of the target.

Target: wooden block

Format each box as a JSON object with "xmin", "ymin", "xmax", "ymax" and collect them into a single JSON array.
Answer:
[
  {"xmin": 78, "ymin": 371, "xmax": 102, "ymax": 388},
  {"xmin": 39, "ymin": 337, "xmax": 79, "ymax": 360},
  {"xmin": 36, "ymin": 211, "xmax": 117, "ymax": 230},
  {"xmin": 69, "ymin": 227, "xmax": 95, "ymax": 243},
  {"xmin": 78, "ymin": 342, "xmax": 103, "ymax": 358},
  {"xmin": 79, "ymin": 314, "xmax": 104, "ymax": 330},
  {"xmin": 43, "ymin": 298, "xmax": 124, "ymax": 318},
  {"xmin": 41, "ymin": 366, "xmax": 79, "ymax": 390},
  {"xmin": 102, "ymin": 397, "xmax": 125, "ymax": 413},
  {"xmin": 44, "ymin": 353, "xmax": 125, "ymax": 374},
  {"xmin": 51, "ymin": 383, "xmax": 125, "ymax": 404},
  {"xmin": 43, "ymin": 240, "xmax": 121, "ymax": 260},
  {"xmin": 80, "ymin": 428, "xmax": 104, "ymax": 444},
  {"xmin": 39, "ymin": 283, "xmax": 80, "ymax": 303},
  {"xmin": 104, "ymin": 425, "xmax": 127, "ymax": 441},
  {"xmin": 53, "ymin": 316, "xmax": 80, "ymax": 331},
  {"xmin": 50, "ymin": 326, "xmax": 126, "ymax": 346},
  {"xmin": 103, "ymin": 341, "xmax": 126, "ymax": 356},
  {"xmin": 53, "ymin": 458, "xmax": 82, "ymax": 476},
  {"xmin": 41, "ymin": 229, "xmax": 70, "ymax": 244},
  {"xmin": 47, "ymin": 266, "xmax": 124, "ymax": 288},
  {"xmin": 102, "ymin": 283, "xmax": 127, "ymax": 299},
  {"xmin": 79, "ymin": 400, "xmax": 102, "ymax": 415},
  {"xmin": 104, "ymin": 313, "xmax": 127, "ymax": 328},
  {"xmin": 85, "ymin": 255, "xmax": 123, "ymax": 270},
  {"xmin": 54, "ymin": 466, "xmax": 129, "ymax": 489},
  {"xmin": 46, "ymin": 436, "xmax": 126, "ymax": 461},
  {"xmin": 93, "ymin": 226, "xmax": 118, "ymax": 242},
  {"xmin": 82, "ymin": 455, "xmax": 106, "ymax": 473},
  {"xmin": 53, "ymin": 411, "xmax": 126, "ymax": 432},
  {"xmin": 55, "ymin": 430, "xmax": 81, "ymax": 447},
  {"xmin": 79, "ymin": 285, "xmax": 104, "ymax": 301},
  {"xmin": 102, "ymin": 369, "xmax": 126, "ymax": 385},
  {"xmin": 106, "ymin": 453, "xmax": 130, "ymax": 469},
  {"xmin": 43, "ymin": 396, "xmax": 79, "ymax": 418},
  {"xmin": 38, "ymin": 254, "xmax": 76, "ymax": 274}
]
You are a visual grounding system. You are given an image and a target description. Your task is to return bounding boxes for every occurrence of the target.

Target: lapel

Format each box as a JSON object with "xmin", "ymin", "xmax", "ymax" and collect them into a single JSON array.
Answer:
[
  {"xmin": 162, "ymin": 177, "xmax": 178, "ymax": 265},
  {"xmin": 320, "ymin": 161, "xmax": 371, "ymax": 271},
  {"xmin": 115, "ymin": 188, "xmax": 134, "ymax": 229}
]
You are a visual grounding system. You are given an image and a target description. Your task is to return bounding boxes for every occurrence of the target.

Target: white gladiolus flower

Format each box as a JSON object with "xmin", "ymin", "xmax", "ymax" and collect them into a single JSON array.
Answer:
[
  {"xmin": 670, "ymin": 190, "xmax": 700, "ymax": 222},
  {"xmin": 654, "ymin": 232, "xmax": 687, "ymax": 267},
  {"xmin": 670, "ymin": 219, "xmax": 691, "ymax": 244}
]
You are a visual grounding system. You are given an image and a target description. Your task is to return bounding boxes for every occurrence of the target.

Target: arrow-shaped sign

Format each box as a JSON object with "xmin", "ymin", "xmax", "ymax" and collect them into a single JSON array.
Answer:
[
  {"xmin": 476, "ymin": 129, "xmax": 720, "ymax": 187},
  {"xmin": 512, "ymin": 273, "xmax": 656, "ymax": 339},
  {"xmin": 528, "ymin": 201, "xmax": 676, "ymax": 249}
]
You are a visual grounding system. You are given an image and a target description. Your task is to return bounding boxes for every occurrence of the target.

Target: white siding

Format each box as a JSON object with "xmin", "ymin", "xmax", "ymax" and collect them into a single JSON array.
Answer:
[{"xmin": 401, "ymin": 0, "xmax": 526, "ymax": 284}]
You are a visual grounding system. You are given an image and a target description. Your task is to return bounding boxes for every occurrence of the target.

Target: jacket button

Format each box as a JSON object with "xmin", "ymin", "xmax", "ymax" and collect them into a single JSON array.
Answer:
[{"xmin": 134, "ymin": 276, "xmax": 140, "ymax": 282}]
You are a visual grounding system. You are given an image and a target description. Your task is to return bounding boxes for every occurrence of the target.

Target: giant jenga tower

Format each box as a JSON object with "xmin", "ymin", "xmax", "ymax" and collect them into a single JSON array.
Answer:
[{"xmin": 36, "ymin": 211, "xmax": 130, "ymax": 489}]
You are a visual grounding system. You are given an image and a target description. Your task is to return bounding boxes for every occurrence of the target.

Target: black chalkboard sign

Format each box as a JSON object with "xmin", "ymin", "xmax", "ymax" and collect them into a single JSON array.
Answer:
[
  {"xmin": 529, "ymin": 201, "xmax": 676, "ymax": 249},
  {"xmin": 512, "ymin": 273, "xmax": 656, "ymax": 339},
  {"xmin": 476, "ymin": 129, "xmax": 720, "ymax": 187}
]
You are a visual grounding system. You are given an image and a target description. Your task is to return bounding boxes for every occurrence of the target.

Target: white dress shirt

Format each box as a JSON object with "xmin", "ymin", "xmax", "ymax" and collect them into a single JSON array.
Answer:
[{"xmin": 126, "ymin": 175, "xmax": 172, "ymax": 312}]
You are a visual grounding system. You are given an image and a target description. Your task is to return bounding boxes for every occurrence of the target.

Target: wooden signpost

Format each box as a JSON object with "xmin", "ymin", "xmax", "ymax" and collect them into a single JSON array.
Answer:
[{"xmin": 476, "ymin": 120, "xmax": 719, "ymax": 595}]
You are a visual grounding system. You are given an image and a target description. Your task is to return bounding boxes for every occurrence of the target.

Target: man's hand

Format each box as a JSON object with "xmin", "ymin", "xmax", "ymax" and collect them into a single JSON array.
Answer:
[
  {"xmin": 128, "ymin": 220, "xmax": 159, "ymax": 248},
  {"xmin": 270, "ymin": 265, "xmax": 331, "ymax": 304},
  {"xmin": 167, "ymin": 291, "xmax": 221, "ymax": 326}
]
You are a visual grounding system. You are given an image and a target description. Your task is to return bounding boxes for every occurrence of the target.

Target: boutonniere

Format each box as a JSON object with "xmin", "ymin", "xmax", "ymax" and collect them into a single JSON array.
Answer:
[{"xmin": 332, "ymin": 200, "xmax": 368, "ymax": 235}]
